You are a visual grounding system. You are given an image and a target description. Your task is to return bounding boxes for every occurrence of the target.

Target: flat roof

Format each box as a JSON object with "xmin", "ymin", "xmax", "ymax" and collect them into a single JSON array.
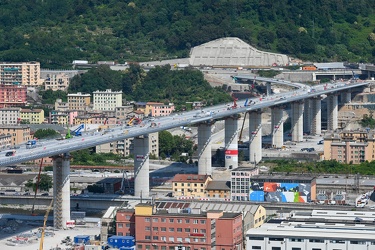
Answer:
[
  {"xmin": 247, "ymin": 222, "xmax": 375, "ymax": 240},
  {"xmin": 251, "ymin": 174, "xmax": 316, "ymax": 181}
]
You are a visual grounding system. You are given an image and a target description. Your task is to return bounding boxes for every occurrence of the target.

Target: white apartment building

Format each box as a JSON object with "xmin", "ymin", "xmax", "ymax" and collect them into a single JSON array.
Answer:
[
  {"xmin": 0, "ymin": 107, "xmax": 21, "ymax": 125},
  {"xmin": 93, "ymin": 89, "xmax": 122, "ymax": 111},
  {"xmin": 0, "ymin": 61, "xmax": 43, "ymax": 87}
]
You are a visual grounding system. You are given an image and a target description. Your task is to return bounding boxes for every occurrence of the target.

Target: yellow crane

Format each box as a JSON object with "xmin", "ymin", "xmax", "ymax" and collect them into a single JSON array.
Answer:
[{"xmin": 39, "ymin": 199, "xmax": 53, "ymax": 250}]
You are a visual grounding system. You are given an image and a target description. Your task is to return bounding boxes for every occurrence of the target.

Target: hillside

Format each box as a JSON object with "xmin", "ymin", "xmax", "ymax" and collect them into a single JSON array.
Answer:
[{"xmin": 1, "ymin": 0, "xmax": 375, "ymax": 68}]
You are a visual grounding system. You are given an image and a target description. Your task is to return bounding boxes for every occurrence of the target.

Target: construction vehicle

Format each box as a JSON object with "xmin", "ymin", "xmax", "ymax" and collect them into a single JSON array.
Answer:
[
  {"xmin": 232, "ymin": 95, "xmax": 238, "ymax": 109},
  {"xmin": 65, "ymin": 123, "xmax": 84, "ymax": 139},
  {"xmin": 127, "ymin": 117, "xmax": 142, "ymax": 126},
  {"xmin": 39, "ymin": 199, "xmax": 53, "ymax": 250}
]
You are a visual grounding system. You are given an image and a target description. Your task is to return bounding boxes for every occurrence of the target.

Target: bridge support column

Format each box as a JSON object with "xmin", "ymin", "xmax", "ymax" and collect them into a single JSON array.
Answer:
[
  {"xmin": 52, "ymin": 153, "xmax": 71, "ymax": 229},
  {"xmin": 224, "ymin": 117, "xmax": 239, "ymax": 170},
  {"xmin": 291, "ymin": 101, "xmax": 304, "ymax": 142},
  {"xmin": 266, "ymin": 82, "xmax": 272, "ymax": 96},
  {"xmin": 327, "ymin": 94, "xmax": 338, "ymax": 131},
  {"xmin": 303, "ymin": 99, "xmax": 312, "ymax": 134},
  {"xmin": 271, "ymin": 107, "xmax": 283, "ymax": 148},
  {"xmin": 134, "ymin": 136, "xmax": 150, "ymax": 197},
  {"xmin": 341, "ymin": 92, "xmax": 351, "ymax": 104},
  {"xmin": 311, "ymin": 98, "xmax": 322, "ymax": 135},
  {"xmin": 197, "ymin": 123, "xmax": 212, "ymax": 175},
  {"xmin": 249, "ymin": 111, "xmax": 262, "ymax": 164}
]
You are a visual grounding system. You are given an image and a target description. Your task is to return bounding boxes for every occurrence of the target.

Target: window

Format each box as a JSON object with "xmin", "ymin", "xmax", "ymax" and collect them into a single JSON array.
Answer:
[
  {"xmin": 177, "ymin": 228, "xmax": 182, "ymax": 232},
  {"xmin": 249, "ymin": 237, "xmax": 264, "ymax": 241},
  {"xmin": 289, "ymin": 238, "xmax": 304, "ymax": 242},
  {"xmin": 126, "ymin": 223, "xmax": 130, "ymax": 228},
  {"xmin": 145, "ymin": 236, "xmax": 151, "ymax": 240},
  {"xmin": 200, "ymin": 229, "xmax": 206, "ymax": 233},
  {"xmin": 269, "ymin": 238, "xmax": 284, "ymax": 242},
  {"xmin": 145, "ymin": 218, "xmax": 150, "ymax": 222},
  {"xmin": 153, "ymin": 218, "xmax": 158, "ymax": 222},
  {"xmin": 169, "ymin": 228, "xmax": 175, "ymax": 232},
  {"xmin": 145, "ymin": 227, "xmax": 150, "ymax": 231},
  {"xmin": 177, "ymin": 237, "xmax": 183, "ymax": 242},
  {"xmin": 200, "ymin": 220, "xmax": 206, "ymax": 224},
  {"xmin": 177, "ymin": 219, "xmax": 182, "ymax": 223},
  {"xmin": 161, "ymin": 236, "xmax": 166, "ymax": 241},
  {"xmin": 350, "ymin": 241, "xmax": 366, "ymax": 245},
  {"xmin": 153, "ymin": 227, "xmax": 158, "ymax": 231},
  {"xmin": 309, "ymin": 239, "xmax": 324, "ymax": 243},
  {"xmin": 185, "ymin": 228, "xmax": 190, "ymax": 232},
  {"xmin": 291, "ymin": 248, "xmax": 301, "ymax": 250},
  {"xmin": 271, "ymin": 247, "xmax": 281, "ymax": 250},
  {"xmin": 193, "ymin": 229, "xmax": 198, "ymax": 233},
  {"xmin": 153, "ymin": 236, "xmax": 158, "ymax": 240},
  {"xmin": 161, "ymin": 227, "xmax": 166, "ymax": 232},
  {"xmin": 169, "ymin": 237, "xmax": 174, "ymax": 242},
  {"xmin": 185, "ymin": 219, "xmax": 190, "ymax": 223},
  {"xmin": 169, "ymin": 219, "xmax": 174, "ymax": 223},
  {"xmin": 118, "ymin": 223, "xmax": 123, "ymax": 228},
  {"xmin": 252, "ymin": 247, "xmax": 261, "ymax": 250},
  {"xmin": 193, "ymin": 220, "xmax": 198, "ymax": 224},
  {"xmin": 161, "ymin": 218, "xmax": 166, "ymax": 223},
  {"xmin": 330, "ymin": 240, "xmax": 345, "ymax": 244},
  {"xmin": 138, "ymin": 245, "xmax": 143, "ymax": 249}
]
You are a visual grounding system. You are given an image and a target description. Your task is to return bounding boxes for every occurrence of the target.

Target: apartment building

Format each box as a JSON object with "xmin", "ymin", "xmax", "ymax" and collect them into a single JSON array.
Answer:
[
  {"xmin": 50, "ymin": 110, "xmax": 78, "ymax": 126},
  {"xmin": 43, "ymin": 72, "xmax": 70, "ymax": 91},
  {"xmin": 145, "ymin": 102, "xmax": 175, "ymax": 117},
  {"xmin": 91, "ymin": 116, "xmax": 117, "ymax": 125},
  {"xmin": 73, "ymin": 115, "xmax": 92, "ymax": 126},
  {"xmin": 0, "ymin": 61, "xmax": 43, "ymax": 87},
  {"xmin": 20, "ymin": 109, "xmax": 44, "ymax": 124},
  {"xmin": 323, "ymin": 129, "xmax": 375, "ymax": 164},
  {"xmin": 0, "ymin": 134, "xmax": 12, "ymax": 149},
  {"xmin": 0, "ymin": 125, "xmax": 31, "ymax": 145},
  {"xmin": 93, "ymin": 89, "xmax": 122, "ymax": 111},
  {"xmin": 172, "ymin": 174, "xmax": 212, "ymax": 198},
  {"xmin": 230, "ymin": 167, "xmax": 259, "ymax": 201},
  {"xmin": 0, "ymin": 85, "xmax": 27, "ymax": 108},
  {"xmin": 115, "ymin": 106, "xmax": 134, "ymax": 121},
  {"xmin": 67, "ymin": 92, "xmax": 91, "ymax": 111},
  {"xmin": 54, "ymin": 99, "xmax": 69, "ymax": 111},
  {"xmin": 0, "ymin": 107, "xmax": 21, "ymax": 125},
  {"xmin": 116, "ymin": 203, "xmax": 243, "ymax": 250}
]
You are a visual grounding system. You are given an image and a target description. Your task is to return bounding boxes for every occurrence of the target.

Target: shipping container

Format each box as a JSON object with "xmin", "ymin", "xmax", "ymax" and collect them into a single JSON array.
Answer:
[
  {"xmin": 74, "ymin": 235, "xmax": 90, "ymax": 244},
  {"xmin": 108, "ymin": 236, "xmax": 135, "ymax": 248},
  {"xmin": 302, "ymin": 66, "xmax": 317, "ymax": 71}
]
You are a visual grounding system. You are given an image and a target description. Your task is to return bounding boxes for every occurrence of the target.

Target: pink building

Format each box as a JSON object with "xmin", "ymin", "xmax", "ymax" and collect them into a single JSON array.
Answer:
[
  {"xmin": 0, "ymin": 85, "xmax": 27, "ymax": 108},
  {"xmin": 145, "ymin": 102, "xmax": 175, "ymax": 117},
  {"xmin": 116, "ymin": 203, "xmax": 243, "ymax": 250}
]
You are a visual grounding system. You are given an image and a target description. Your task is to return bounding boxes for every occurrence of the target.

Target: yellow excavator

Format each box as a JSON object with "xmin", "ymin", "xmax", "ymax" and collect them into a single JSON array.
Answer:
[{"xmin": 39, "ymin": 199, "xmax": 53, "ymax": 250}]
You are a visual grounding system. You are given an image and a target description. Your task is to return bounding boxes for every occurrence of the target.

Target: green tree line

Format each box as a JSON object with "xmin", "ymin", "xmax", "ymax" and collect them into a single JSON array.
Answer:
[{"xmin": 0, "ymin": 0, "xmax": 374, "ymax": 68}]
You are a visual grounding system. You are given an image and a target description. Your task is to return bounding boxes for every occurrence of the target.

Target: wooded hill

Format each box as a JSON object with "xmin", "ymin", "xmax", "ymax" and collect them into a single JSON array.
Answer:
[{"xmin": 1, "ymin": 0, "xmax": 375, "ymax": 68}]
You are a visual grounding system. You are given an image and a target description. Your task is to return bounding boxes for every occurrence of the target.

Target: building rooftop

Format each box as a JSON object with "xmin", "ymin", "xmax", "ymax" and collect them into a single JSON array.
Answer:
[
  {"xmin": 251, "ymin": 174, "xmax": 316, "ymax": 181},
  {"xmin": 172, "ymin": 174, "xmax": 211, "ymax": 183},
  {"xmin": 247, "ymin": 221, "xmax": 375, "ymax": 240},
  {"xmin": 206, "ymin": 181, "xmax": 230, "ymax": 191}
]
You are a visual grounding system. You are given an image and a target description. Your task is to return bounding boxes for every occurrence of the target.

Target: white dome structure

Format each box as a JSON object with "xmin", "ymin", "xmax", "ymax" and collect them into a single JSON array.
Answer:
[{"xmin": 189, "ymin": 37, "xmax": 289, "ymax": 67}]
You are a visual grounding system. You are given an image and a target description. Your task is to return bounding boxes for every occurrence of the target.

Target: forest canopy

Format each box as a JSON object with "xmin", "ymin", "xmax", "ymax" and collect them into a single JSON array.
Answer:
[{"xmin": 0, "ymin": 0, "xmax": 375, "ymax": 68}]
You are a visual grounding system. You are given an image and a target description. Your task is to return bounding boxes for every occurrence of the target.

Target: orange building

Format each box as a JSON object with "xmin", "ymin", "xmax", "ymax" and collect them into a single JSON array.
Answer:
[
  {"xmin": 116, "ymin": 203, "xmax": 243, "ymax": 250},
  {"xmin": 323, "ymin": 129, "xmax": 375, "ymax": 164},
  {"xmin": 171, "ymin": 174, "xmax": 212, "ymax": 198}
]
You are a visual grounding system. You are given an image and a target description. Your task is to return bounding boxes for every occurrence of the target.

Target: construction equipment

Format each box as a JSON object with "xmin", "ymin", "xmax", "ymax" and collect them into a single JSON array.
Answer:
[
  {"xmin": 39, "ymin": 199, "xmax": 53, "ymax": 250},
  {"xmin": 232, "ymin": 94, "xmax": 238, "ymax": 109},
  {"xmin": 238, "ymin": 112, "xmax": 247, "ymax": 144},
  {"xmin": 72, "ymin": 124, "xmax": 84, "ymax": 136},
  {"xmin": 127, "ymin": 117, "xmax": 142, "ymax": 126},
  {"xmin": 65, "ymin": 120, "xmax": 72, "ymax": 139},
  {"xmin": 31, "ymin": 158, "xmax": 44, "ymax": 215}
]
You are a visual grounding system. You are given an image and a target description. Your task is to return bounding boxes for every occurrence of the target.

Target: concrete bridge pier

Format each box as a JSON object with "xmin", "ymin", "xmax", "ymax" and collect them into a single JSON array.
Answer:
[
  {"xmin": 311, "ymin": 97, "xmax": 322, "ymax": 135},
  {"xmin": 266, "ymin": 82, "xmax": 272, "ymax": 96},
  {"xmin": 327, "ymin": 94, "xmax": 338, "ymax": 131},
  {"xmin": 341, "ymin": 91, "xmax": 352, "ymax": 104},
  {"xmin": 271, "ymin": 107, "xmax": 284, "ymax": 148},
  {"xmin": 134, "ymin": 135, "xmax": 150, "ymax": 198},
  {"xmin": 52, "ymin": 153, "xmax": 71, "ymax": 229},
  {"xmin": 303, "ymin": 99, "xmax": 312, "ymax": 134},
  {"xmin": 224, "ymin": 116, "xmax": 239, "ymax": 170},
  {"xmin": 197, "ymin": 123, "xmax": 212, "ymax": 175},
  {"xmin": 249, "ymin": 111, "xmax": 262, "ymax": 164},
  {"xmin": 291, "ymin": 101, "xmax": 304, "ymax": 142}
]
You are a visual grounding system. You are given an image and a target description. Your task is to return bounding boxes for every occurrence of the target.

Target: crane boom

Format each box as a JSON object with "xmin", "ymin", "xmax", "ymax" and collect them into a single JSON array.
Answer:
[{"xmin": 39, "ymin": 199, "xmax": 53, "ymax": 250}]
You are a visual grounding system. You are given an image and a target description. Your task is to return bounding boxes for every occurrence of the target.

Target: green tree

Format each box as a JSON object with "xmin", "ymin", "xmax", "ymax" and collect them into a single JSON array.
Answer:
[{"xmin": 34, "ymin": 128, "xmax": 60, "ymax": 139}]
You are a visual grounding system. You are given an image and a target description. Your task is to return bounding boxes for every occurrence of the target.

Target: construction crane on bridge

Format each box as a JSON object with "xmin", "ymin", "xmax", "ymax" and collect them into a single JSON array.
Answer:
[{"xmin": 39, "ymin": 199, "xmax": 53, "ymax": 250}]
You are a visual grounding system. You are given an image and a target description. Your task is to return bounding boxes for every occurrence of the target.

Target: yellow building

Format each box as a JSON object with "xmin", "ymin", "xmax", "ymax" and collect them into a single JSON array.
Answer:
[
  {"xmin": 323, "ymin": 129, "xmax": 375, "ymax": 164},
  {"xmin": 20, "ymin": 109, "xmax": 44, "ymax": 124},
  {"xmin": 68, "ymin": 92, "xmax": 91, "ymax": 111},
  {"xmin": 0, "ymin": 61, "xmax": 43, "ymax": 87},
  {"xmin": 0, "ymin": 125, "xmax": 31, "ymax": 145},
  {"xmin": 73, "ymin": 116, "xmax": 92, "ymax": 126},
  {"xmin": 205, "ymin": 180, "xmax": 231, "ymax": 199},
  {"xmin": 171, "ymin": 174, "xmax": 212, "ymax": 198}
]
